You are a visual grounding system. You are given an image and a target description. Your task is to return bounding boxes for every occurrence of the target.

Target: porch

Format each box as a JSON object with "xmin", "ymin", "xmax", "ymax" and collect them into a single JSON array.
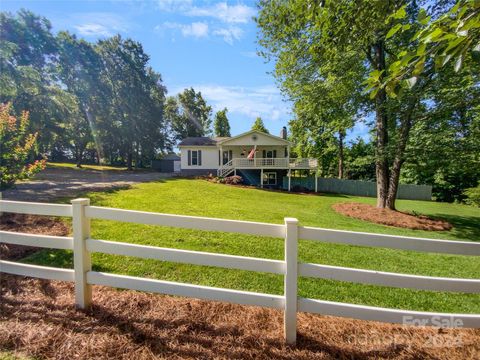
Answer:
[{"xmin": 218, "ymin": 158, "xmax": 319, "ymax": 191}]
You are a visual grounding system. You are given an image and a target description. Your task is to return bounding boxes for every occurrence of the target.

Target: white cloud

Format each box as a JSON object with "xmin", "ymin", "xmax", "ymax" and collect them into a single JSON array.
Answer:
[
  {"xmin": 171, "ymin": 84, "xmax": 290, "ymax": 122},
  {"xmin": 186, "ymin": 3, "xmax": 256, "ymax": 23},
  {"xmin": 160, "ymin": 21, "xmax": 209, "ymax": 38},
  {"xmin": 71, "ymin": 13, "xmax": 129, "ymax": 37},
  {"xmin": 75, "ymin": 23, "xmax": 113, "ymax": 37},
  {"xmin": 157, "ymin": 0, "xmax": 193, "ymax": 12},
  {"xmin": 183, "ymin": 22, "xmax": 209, "ymax": 38},
  {"xmin": 212, "ymin": 26, "xmax": 243, "ymax": 45}
]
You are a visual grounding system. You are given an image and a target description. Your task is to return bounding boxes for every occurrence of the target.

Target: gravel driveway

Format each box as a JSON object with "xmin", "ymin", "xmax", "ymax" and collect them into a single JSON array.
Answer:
[{"xmin": 1, "ymin": 168, "xmax": 175, "ymax": 202}]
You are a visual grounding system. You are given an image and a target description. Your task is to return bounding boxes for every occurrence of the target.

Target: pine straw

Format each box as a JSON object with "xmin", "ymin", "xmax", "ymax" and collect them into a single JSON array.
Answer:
[
  {"xmin": 332, "ymin": 202, "xmax": 452, "ymax": 231},
  {"xmin": 1, "ymin": 275, "xmax": 478, "ymax": 359},
  {"xmin": 0, "ymin": 213, "xmax": 70, "ymax": 261}
]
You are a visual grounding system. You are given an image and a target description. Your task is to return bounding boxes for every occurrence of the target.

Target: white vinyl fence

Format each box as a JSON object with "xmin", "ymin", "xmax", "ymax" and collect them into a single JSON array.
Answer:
[{"xmin": 1, "ymin": 199, "xmax": 479, "ymax": 345}]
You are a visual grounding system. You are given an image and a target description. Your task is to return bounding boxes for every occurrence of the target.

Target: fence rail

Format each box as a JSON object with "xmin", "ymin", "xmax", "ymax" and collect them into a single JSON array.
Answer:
[{"xmin": 1, "ymin": 199, "xmax": 479, "ymax": 345}]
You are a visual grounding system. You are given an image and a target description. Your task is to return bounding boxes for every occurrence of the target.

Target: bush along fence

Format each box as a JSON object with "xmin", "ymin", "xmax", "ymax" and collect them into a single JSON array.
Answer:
[
  {"xmin": 1, "ymin": 199, "xmax": 479, "ymax": 344},
  {"xmin": 282, "ymin": 177, "xmax": 432, "ymax": 201}
]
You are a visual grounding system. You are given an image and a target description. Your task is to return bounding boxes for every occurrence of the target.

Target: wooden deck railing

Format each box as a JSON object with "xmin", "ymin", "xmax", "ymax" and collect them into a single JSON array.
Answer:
[{"xmin": 1, "ymin": 199, "xmax": 479, "ymax": 345}]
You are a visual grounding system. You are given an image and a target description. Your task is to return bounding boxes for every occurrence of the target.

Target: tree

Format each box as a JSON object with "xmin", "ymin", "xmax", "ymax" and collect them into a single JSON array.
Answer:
[
  {"xmin": 168, "ymin": 88, "xmax": 212, "ymax": 141},
  {"xmin": 369, "ymin": 1, "xmax": 480, "ymax": 95},
  {"xmin": 0, "ymin": 103, "xmax": 45, "ymax": 189},
  {"xmin": 56, "ymin": 32, "xmax": 105, "ymax": 167},
  {"xmin": 96, "ymin": 35, "xmax": 167, "ymax": 169},
  {"xmin": 251, "ymin": 117, "xmax": 269, "ymax": 133},
  {"xmin": 213, "ymin": 108, "xmax": 231, "ymax": 137},
  {"xmin": 0, "ymin": 10, "xmax": 61, "ymax": 154},
  {"xmin": 256, "ymin": 0, "xmax": 479, "ymax": 209}
]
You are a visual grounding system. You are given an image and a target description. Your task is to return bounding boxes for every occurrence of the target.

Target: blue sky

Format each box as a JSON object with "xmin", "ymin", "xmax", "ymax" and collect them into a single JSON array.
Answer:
[{"xmin": 2, "ymin": 0, "xmax": 369, "ymax": 141}]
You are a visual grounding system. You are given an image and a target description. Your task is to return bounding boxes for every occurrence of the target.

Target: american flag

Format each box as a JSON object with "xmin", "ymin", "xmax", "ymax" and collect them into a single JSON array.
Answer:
[{"xmin": 247, "ymin": 146, "xmax": 256, "ymax": 159}]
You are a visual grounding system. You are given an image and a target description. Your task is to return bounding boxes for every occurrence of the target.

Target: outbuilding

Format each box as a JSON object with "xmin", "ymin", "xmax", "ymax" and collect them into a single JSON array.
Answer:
[{"xmin": 151, "ymin": 153, "xmax": 181, "ymax": 173}]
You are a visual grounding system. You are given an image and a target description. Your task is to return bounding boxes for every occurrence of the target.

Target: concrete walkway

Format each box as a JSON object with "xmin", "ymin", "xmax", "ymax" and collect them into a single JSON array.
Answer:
[{"xmin": 1, "ymin": 168, "xmax": 175, "ymax": 202}]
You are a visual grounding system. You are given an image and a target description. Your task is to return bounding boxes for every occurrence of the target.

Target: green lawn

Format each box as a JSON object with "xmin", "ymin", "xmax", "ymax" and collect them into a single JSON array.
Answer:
[
  {"xmin": 47, "ymin": 162, "xmax": 128, "ymax": 171},
  {"xmin": 25, "ymin": 179, "xmax": 480, "ymax": 313}
]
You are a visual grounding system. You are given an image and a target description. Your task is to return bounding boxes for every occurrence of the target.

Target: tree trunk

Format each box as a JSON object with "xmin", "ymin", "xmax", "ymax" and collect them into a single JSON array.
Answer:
[
  {"xmin": 338, "ymin": 130, "xmax": 345, "ymax": 179},
  {"xmin": 385, "ymin": 98, "xmax": 416, "ymax": 210},
  {"xmin": 127, "ymin": 151, "xmax": 133, "ymax": 171},
  {"xmin": 373, "ymin": 41, "xmax": 389, "ymax": 208}
]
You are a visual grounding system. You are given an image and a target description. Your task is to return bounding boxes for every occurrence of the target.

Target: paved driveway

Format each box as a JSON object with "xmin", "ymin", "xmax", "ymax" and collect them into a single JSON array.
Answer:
[{"xmin": 1, "ymin": 168, "xmax": 175, "ymax": 202}]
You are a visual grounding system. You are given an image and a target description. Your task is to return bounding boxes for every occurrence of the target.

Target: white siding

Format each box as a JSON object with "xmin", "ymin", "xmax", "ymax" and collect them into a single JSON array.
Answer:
[
  {"xmin": 220, "ymin": 132, "xmax": 289, "ymax": 146},
  {"xmin": 180, "ymin": 147, "xmax": 219, "ymax": 169}
]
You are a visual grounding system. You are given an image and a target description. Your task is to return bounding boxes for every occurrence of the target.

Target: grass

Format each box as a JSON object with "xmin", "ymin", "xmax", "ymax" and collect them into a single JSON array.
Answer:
[
  {"xmin": 24, "ymin": 179, "xmax": 480, "ymax": 313},
  {"xmin": 47, "ymin": 162, "xmax": 128, "ymax": 171}
]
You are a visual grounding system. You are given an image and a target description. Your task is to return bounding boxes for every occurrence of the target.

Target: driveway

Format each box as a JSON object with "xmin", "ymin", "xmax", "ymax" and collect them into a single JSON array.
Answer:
[{"xmin": 1, "ymin": 168, "xmax": 175, "ymax": 202}]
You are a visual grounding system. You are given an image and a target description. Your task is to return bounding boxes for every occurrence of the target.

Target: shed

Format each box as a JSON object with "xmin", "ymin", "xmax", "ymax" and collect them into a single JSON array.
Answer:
[{"xmin": 152, "ymin": 153, "xmax": 181, "ymax": 173}]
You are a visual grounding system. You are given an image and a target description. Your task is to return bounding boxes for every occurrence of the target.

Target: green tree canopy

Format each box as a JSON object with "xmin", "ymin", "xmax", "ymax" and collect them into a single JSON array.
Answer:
[
  {"xmin": 167, "ymin": 88, "xmax": 212, "ymax": 141},
  {"xmin": 213, "ymin": 108, "xmax": 231, "ymax": 137},
  {"xmin": 257, "ymin": 0, "xmax": 480, "ymax": 209},
  {"xmin": 251, "ymin": 117, "xmax": 269, "ymax": 133}
]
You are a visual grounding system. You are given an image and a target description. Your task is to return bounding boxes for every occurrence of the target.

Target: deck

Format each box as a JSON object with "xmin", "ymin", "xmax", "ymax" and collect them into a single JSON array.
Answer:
[{"xmin": 218, "ymin": 158, "xmax": 318, "ymax": 177}]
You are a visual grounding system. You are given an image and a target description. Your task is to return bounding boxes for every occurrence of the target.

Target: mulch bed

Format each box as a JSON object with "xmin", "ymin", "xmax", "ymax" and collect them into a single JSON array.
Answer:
[
  {"xmin": 1, "ymin": 275, "xmax": 479, "ymax": 360},
  {"xmin": 332, "ymin": 202, "xmax": 453, "ymax": 231},
  {"xmin": 0, "ymin": 213, "xmax": 70, "ymax": 261}
]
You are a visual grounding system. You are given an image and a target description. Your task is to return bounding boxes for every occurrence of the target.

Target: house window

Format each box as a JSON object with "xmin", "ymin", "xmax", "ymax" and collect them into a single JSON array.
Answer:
[
  {"xmin": 263, "ymin": 172, "xmax": 277, "ymax": 185},
  {"xmin": 191, "ymin": 151, "xmax": 198, "ymax": 165},
  {"xmin": 188, "ymin": 150, "xmax": 202, "ymax": 166}
]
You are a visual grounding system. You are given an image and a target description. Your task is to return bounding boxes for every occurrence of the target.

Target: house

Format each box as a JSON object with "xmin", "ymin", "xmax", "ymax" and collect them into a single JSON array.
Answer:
[{"xmin": 178, "ymin": 128, "xmax": 319, "ymax": 190}]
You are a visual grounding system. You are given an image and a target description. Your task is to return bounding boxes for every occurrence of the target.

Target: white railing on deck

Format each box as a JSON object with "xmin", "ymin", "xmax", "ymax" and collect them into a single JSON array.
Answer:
[
  {"xmin": 1, "ymin": 199, "xmax": 479, "ymax": 345},
  {"xmin": 217, "ymin": 158, "xmax": 319, "ymax": 176}
]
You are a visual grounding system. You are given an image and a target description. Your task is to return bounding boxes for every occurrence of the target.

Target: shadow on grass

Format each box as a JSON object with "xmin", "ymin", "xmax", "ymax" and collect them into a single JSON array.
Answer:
[{"xmin": 429, "ymin": 213, "xmax": 480, "ymax": 242}]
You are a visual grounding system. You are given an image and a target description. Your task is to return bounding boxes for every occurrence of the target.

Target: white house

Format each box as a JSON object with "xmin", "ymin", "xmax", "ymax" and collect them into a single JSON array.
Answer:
[{"xmin": 178, "ymin": 128, "xmax": 318, "ymax": 190}]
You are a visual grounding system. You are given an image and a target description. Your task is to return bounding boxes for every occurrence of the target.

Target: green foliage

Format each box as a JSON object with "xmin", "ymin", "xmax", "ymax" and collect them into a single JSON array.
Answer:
[
  {"xmin": 251, "ymin": 117, "xmax": 269, "ymax": 133},
  {"xmin": 165, "ymin": 88, "xmax": 212, "ymax": 141},
  {"xmin": 0, "ymin": 11, "xmax": 169, "ymax": 169},
  {"xmin": 369, "ymin": 0, "xmax": 480, "ymax": 96},
  {"xmin": 213, "ymin": 107, "xmax": 231, "ymax": 137},
  {"xmin": 345, "ymin": 138, "xmax": 376, "ymax": 181},
  {"xmin": 0, "ymin": 103, "xmax": 45, "ymax": 189},
  {"xmin": 257, "ymin": 0, "xmax": 480, "ymax": 208},
  {"xmin": 464, "ymin": 184, "xmax": 480, "ymax": 207},
  {"xmin": 400, "ymin": 56, "xmax": 480, "ymax": 202}
]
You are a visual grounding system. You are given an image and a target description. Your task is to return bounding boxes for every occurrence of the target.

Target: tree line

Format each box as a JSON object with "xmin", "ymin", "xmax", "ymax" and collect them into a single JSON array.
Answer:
[
  {"xmin": 0, "ymin": 10, "xmax": 237, "ymax": 170},
  {"xmin": 256, "ymin": 0, "xmax": 480, "ymax": 206}
]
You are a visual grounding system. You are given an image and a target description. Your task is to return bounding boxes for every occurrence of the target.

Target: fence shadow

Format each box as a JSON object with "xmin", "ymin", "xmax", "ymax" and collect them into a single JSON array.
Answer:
[{"xmin": 2, "ymin": 275, "xmax": 467, "ymax": 360}]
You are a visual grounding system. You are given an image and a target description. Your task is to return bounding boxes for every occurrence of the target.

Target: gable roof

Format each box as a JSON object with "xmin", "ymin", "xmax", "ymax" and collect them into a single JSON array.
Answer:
[
  {"xmin": 178, "ymin": 137, "xmax": 219, "ymax": 146},
  {"xmin": 217, "ymin": 130, "xmax": 290, "ymax": 145},
  {"xmin": 162, "ymin": 153, "xmax": 181, "ymax": 160},
  {"xmin": 178, "ymin": 130, "xmax": 290, "ymax": 147}
]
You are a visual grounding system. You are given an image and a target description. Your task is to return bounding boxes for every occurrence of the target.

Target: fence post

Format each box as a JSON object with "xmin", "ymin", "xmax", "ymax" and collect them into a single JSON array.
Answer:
[
  {"xmin": 284, "ymin": 217, "xmax": 299, "ymax": 345},
  {"xmin": 72, "ymin": 198, "xmax": 92, "ymax": 309}
]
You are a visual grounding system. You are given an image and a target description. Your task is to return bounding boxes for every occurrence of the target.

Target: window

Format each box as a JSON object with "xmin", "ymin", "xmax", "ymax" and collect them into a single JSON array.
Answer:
[
  {"xmin": 263, "ymin": 150, "xmax": 277, "ymax": 158},
  {"xmin": 188, "ymin": 150, "xmax": 202, "ymax": 166},
  {"xmin": 191, "ymin": 151, "xmax": 198, "ymax": 165},
  {"xmin": 263, "ymin": 172, "xmax": 277, "ymax": 185}
]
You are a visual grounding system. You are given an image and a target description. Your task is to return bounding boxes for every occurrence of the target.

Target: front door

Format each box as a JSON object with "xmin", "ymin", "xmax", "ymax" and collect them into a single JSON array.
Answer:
[
  {"xmin": 262, "ymin": 149, "xmax": 276, "ymax": 166},
  {"xmin": 223, "ymin": 150, "xmax": 232, "ymax": 165}
]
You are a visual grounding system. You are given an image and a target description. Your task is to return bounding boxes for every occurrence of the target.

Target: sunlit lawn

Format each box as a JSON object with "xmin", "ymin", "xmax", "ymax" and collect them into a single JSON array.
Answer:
[
  {"xmin": 25, "ymin": 179, "xmax": 480, "ymax": 313},
  {"xmin": 47, "ymin": 162, "xmax": 128, "ymax": 171}
]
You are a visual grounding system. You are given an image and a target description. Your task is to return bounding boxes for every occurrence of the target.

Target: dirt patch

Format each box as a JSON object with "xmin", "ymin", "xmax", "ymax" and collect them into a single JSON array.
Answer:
[
  {"xmin": 332, "ymin": 202, "xmax": 452, "ymax": 231},
  {"xmin": 1, "ymin": 275, "xmax": 478, "ymax": 360},
  {"xmin": 0, "ymin": 213, "xmax": 70, "ymax": 261}
]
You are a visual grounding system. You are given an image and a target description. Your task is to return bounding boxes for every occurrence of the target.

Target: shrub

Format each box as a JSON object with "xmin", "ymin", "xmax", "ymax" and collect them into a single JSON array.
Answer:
[
  {"xmin": 464, "ymin": 184, "xmax": 480, "ymax": 207},
  {"xmin": 224, "ymin": 175, "xmax": 243, "ymax": 185},
  {"xmin": 0, "ymin": 103, "xmax": 45, "ymax": 190}
]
